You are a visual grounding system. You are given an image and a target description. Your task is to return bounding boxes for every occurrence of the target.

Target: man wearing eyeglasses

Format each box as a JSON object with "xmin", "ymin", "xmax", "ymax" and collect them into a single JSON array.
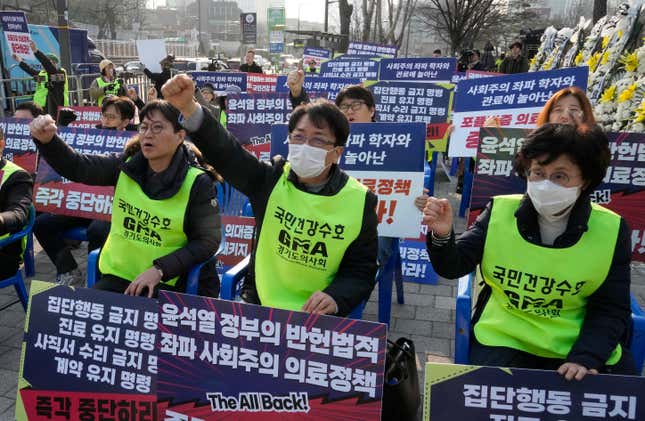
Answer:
[{"xmin": 162, "ymin": 74, "xmax": 378, "ymax": 316}]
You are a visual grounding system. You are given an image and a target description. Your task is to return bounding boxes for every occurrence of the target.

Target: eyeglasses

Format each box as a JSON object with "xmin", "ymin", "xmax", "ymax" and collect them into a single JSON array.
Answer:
[
  {"xmin": 288, "ymin": 133, "xmax": 336, "ymax": 149},
  {"xmin": 550, "ymin": 107, "xmax": 583, "ymax": 118},
  {"xmin": 527, "ymin": 168, "xmax": 581, "ymax": 186},
  {"xmin": 138, "ymin": 123, "xmax": 167, "ymax": 135},
  {"xmin": 102, "ymin": 113, "xmax": 121, "ymax": 120},
  {"xmin": 338, "ymin": 101, "xmax": 366, "ymax": 112}
]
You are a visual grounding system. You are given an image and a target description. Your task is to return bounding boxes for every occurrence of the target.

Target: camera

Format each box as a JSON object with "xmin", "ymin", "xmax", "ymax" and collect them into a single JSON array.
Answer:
[{"xmin": 457, "ymin": 50, "xmax": 474, "ymax": 72}]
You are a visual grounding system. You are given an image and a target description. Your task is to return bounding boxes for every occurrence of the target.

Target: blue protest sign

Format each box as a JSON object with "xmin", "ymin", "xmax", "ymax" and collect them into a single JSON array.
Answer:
[
  {"xmin": 369, "ymin": 81, "xmax": 453, "ymax": 124},
  {"xmin": 0, "ymin": 11, "xmax": 34, "ymax": 61},
  {"xmin": 17, "ymin": 281, "xmax": 158, "ymax": 420},
  {"xmin": 272, "ymin": 122, "xmax": 426, "ymax": 237},
  {"xmin": 379, "ymin": 58, "xmax": 457, "ymax": 81},
  {"xmin": 275, "ymin": 75, "xmax": 362, "ymax": 101},
  {"xmin": 449, "ymin": 67, "xmax": 589, "ymax": 157},
  {"xmin": 190, "ymin": 71, "xmax": 247, "ymax": 92},
  {"xmin": 0, "ymin": 118, "xmax": 37, "ymax": 173},
  {"xmin": 157, "ymin": 291, "xmax": 386, "ymax": 419},
  {"xmin": 226, "ymin": 92, "xmax": 292, "ymax": 146},
  {"xmin": 347, "ymin": 41, "xmax": 398, "ymax": 58},
  {"xmin": 303, "ymin": 46, "xmax": 332, "ymax": 60},
  {"xmin": 424, "ymin": 363, "xmax": 645, "ymax": 420},
  {"xmin": 320, "ymin": 57, "xmax": 379, "ymax": 80},
  {"xmin": 34, "ymin": 127, "xmax": 136, "ymax": 220},
  {"xmin": 399, "ymin": 239, "xmax": 439, "ymax": 284}
]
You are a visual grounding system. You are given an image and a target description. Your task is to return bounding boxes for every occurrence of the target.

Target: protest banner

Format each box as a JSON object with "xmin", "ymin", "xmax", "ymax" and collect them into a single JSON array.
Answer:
[
  {"xmin": 399, "ymin": 236, "xmax": 439, "ymax": 284},
  {"xmin": 57, "ymin": 106, "xmax": 102, "ymax": 129},
  {"xmin": 226, "ymin": 92, "xmax": 292, "ymax": 147},
  {"xmin": 275, "ymin": 75, "xmax": 361, "ymax": 101},
  {"xmin": 379, "ymin": 58, "xmax": 457, "ymax": 82},
  {"xmin": 320, "ymin": 57, "xmax": 380, "ymax": 80},
  {"xmin": 136, "ymin": 39, "xmax": 166, "ymax": 73},
  {"xmin": 16, "ymin": 281, "xmax": 158, "ymax": 421},
  {"xmin": 470, "ymin": 127, "xmax": 645, "ymax": 262},
  {"xmin": 423, "ymin": 363, "xmax": 645, "ymax": 420},
  {"xmin": 271, "ymin": 122, "xmax": 426, "ymax": 237},
  {"xmin": 240, "ymin": 12, "xmax": 257, "ymax": 44},
  {"xmin": 347, "ymin": 41, "xmax": 398, "ymax": 58},
  {"xmin": 0, "ymin": 118, "xmax": 37, "ymax": 173},
  {"xmin": 219, "ymin": 215, "xmax": 256, "ymax": 269},
  {"xmin": 466, "ymin": 70, "xmax": 503, "ymax": 79},
  {"xmin": 303, "ymin": 46, "xmax": 333, "ymax": 66},
  {"xmin": 449, "ymin": 67, "xmax": 588, "ymax": 157},
  {"xmin": 157, "ymin": 291, "xmax": 387, "ymax": 420},
  {"xmin": 191, "ymin": 71, "xmax": 248, "ymax": 92},
  {"xmin": 247, "ymin": 73, "xmax": 278, "ymax": 93},
  {"xmin": 0, "ymin": 11, "xmax": 35, "ymax": 61},
  {"xmin": 34, "ymin": 127, "xmax": 136, "ymax": 220}
]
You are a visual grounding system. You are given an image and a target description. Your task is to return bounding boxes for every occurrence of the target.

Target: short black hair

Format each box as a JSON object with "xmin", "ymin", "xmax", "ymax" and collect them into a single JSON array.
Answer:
[
  {"xmin": 288, "ymin": 99, "xmax": 350, "ymax": 147},
  {"xmin": 139, "ymin": 100, "xmax": 182, "ymax": 132},
  {"xmin": 334, "ymin": 85, "xmax": 377, "ymax": 122},
  {"xmin": 514, "ymin": 123, "xmax": 610, "ymax": 195},
  {"xmin": 102, "ymin": 96, "xmax": 136, "ymax": 121},
  {"xmin": 510, "ymin": 41, "xmax": 523, "ymax": 50},
  {"xmin": 15, "ymin": 101, "xmax": 45, "ymax": 117},
  {"xmin": 433, "ymin": 49, "xmax": 442, "ymax": 55}
]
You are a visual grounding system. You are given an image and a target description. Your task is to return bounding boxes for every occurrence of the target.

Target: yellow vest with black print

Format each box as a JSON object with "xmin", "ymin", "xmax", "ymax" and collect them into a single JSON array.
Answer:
[
  {"xmin": 95, "ymin": 77, "xmax": 122, "ymax": 106},
  {"xmin": 476, "ymin": 194, "xmax": 622, "ymax": 364},
  {"xmin": 99, "ymin": 166, "xmax": 203, "ymax": 285},
  {"xmin": 0, "ymin": 161, "xmax": 28, "ymax": 254},
  {"xmin": 33, "ymin": 69, "xmax": 69, "ymax": 107},
  {"xmin": 254, "ymin": 163, "xmax": 368, "ymax": 310}
]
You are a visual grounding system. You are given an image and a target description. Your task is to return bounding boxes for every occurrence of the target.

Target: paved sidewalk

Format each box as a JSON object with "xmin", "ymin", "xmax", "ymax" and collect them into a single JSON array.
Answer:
[{"xmin": 1, "ymin": 169, "xmax": 644, "ymax": 420}]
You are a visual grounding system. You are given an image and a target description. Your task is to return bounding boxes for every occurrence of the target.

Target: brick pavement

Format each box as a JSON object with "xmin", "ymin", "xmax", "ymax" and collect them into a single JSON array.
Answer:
[{"xmin": 1, "ymin": 169, "xmax": 644, "ymax": 420}]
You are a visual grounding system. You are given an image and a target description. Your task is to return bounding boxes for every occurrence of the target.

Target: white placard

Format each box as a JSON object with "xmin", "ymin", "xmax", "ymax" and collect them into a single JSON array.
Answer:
[{"xmin": 136, "ymin": 39, "xmax": 167, "ymax": 73}]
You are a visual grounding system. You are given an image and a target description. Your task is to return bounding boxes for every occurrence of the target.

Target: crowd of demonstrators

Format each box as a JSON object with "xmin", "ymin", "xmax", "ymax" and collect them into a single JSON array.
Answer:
[
  {"xmin": 29, "ymin": 100, "xmax": 222, "ymax": 298},
  {"xmin": 90, "ymin": 59, "xmax": 126, "ymax": 106},
  {"xmin": 0, "ymin": 126, "xmax": 33, "ymax": 281},
  {"xmin": 144, "ymin": 54, "xmax": 175, "ymax": 99},
  {"xmin": 33, "ymin": 96, "xmax": 137, "ymax": 287},
  {"xmin": 12, "ymin": 40, "xmax": 68, "ymax": 116},
  {"xmin": 423, "ymin": 123, "xmax": 635, "ymax": 380},
  {"xmin": 162, "ymin": 74, "xmax": 377, "ymax": 316},
  {"xmin": 239, "ymin": 49, "xmax": 264, "ymax": 74}
]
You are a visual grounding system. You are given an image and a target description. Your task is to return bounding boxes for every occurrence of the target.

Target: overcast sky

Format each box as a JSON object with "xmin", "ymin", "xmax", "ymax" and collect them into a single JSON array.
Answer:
[{"xmin": 284, "ymin": 0, "xmax": 326, "ymax": 23}]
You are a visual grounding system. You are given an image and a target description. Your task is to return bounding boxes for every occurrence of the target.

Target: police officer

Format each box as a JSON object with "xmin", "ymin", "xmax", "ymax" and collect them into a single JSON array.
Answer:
[
  {"xmin": 13, "ymin": 40, "xmax": 69, "ymax": 116},
  {"xmin": 90, "ymin": 59, "xmax": 126, "ymax": 106}
]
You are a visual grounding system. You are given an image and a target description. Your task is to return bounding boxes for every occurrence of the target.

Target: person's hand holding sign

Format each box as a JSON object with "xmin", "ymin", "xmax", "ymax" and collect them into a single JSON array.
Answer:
[
  {"xmin": 302, "ymin": 291, "xmax": 337, "ymax": 315},
  {"xmin": 422, "ymin": 196, "xmax": 453, "ymax": 238},
  {"xmin": 29, "ymin": 114, "xmax": 58, "ymax": 144},
  {"xmin": 161, "ymin": 74, "xmax": 198, "ymax": 119},
  {"xmin": 557, "ymin": 362, "xmax": 598, "ymax": 381}
]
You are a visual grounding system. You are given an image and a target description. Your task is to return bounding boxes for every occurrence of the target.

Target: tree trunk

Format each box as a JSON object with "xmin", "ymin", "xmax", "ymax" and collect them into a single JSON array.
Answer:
[
  {"xmin": 593, "ymin": 0, "xmax": 607, "ymax": 23},
  {"xmin": 339, "ymin": 0, "xmax": 353, "ymax": 52}
]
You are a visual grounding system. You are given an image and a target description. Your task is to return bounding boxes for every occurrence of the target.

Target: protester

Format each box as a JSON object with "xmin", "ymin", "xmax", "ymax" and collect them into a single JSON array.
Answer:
[
  {"xmin": 424, "ymin": 123, "xmax": 635, "ymax": 380},
  {"xmin": 30, "ymin": 100, "xmax": 222, "ymax": 297},
  {"xmin": 144, "ymin": 54, "xmax": 174, "ymax": 99},
  {"xmin": 194, "ymin": 84, "xmax": 222, "ymax": 121},
  {"xmin": 239, "ymin": 49, "xmax": 263, "ymax": 74},
  {"xmin": 13, "ymin": 40, "xmax": 69, "ymax": 115},
  {"xmin": 495, "ymin": 53, "xmax": 506, "ymax": 71},
  {"xmin": 90, "ymin": 59, "xmax": 127, "ymax": 106},
  {"xmin": 536, "ymin": 87, "xmax": 596, "ymax": 126},
  {"xmin": 162, "ymin": 74, "xmax": 377, "ymax": 315},
  {"xmin": 305, "ymin": 59, "xmax": 319, "ymax": 73},
  {"xmin": 0, "ymin": 128, "xmax": 33, "ymax": 280},
  {"xmin": 212, "ymin": 85, "xmax": 241, "ymax": 128},
  {"xmin": 13, "ymin": 102, "xmax": 45, "ymax": 119},
  {"xmin": 127, "ymin": 86, "xmax": 146, "ymax": 110},
  {"xmin": 33, "ymin": 97, "xmax": 138, "ymax": 286},
  {"xmin": 468, "ymin": 50, "xmax": 486, "ymax": 71},
  {"xmin": 499, "ymin": 41, "xmax": 529, "ymax": 74},
  {"xmin": 432, "ymin": 49, "xmax": 442, "ymax": 58}
]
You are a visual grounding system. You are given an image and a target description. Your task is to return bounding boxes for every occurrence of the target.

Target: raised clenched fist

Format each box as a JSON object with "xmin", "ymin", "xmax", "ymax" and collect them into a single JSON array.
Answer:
[
  {"xmin": 161, "ymin": 74, "xmax": 198, "ymax": 117},
  {"xmin": 29, "ymin": 114, "xmax": 58, "ymax": 144}
]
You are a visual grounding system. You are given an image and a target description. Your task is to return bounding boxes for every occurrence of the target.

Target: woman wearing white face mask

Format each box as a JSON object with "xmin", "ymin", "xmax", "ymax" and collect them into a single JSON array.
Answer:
[{"xmin": 423, "ymin": 123, "xmax": 635, "ymax": 381}]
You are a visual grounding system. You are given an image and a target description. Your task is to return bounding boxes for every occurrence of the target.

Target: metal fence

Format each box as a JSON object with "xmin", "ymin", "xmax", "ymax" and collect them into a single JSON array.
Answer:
[{"xmin": 0, "ymin": 72, "xmax": 157, "ymax": 118}]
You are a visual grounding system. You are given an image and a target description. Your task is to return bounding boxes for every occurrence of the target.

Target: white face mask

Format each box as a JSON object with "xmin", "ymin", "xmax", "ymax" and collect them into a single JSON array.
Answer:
[
  {"xmin": 287, "ymin": 142, "xmax": 333, "ymax": 179},
  {"xmin": 527, "ymin": 180, "xmax": 581, "ymax": 221}
]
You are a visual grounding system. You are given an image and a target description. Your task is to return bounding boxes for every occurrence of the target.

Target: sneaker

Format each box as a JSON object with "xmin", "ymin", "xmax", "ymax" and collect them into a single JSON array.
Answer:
[{"xmin": 56, "ymin": 268, "xmax": 85, "ymax": 287}]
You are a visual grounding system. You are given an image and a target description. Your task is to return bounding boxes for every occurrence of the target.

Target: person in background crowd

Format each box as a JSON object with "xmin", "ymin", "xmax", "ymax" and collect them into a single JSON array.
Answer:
[
  {"xmin": 147, "ymin": 86, "xmax": 158, "ymax": 102},
  {"xmin": 468, "ymin": 50, "xmax": 486, "ymax": 71},
  {"xmin": 14, "ymin": 102, "xmax": 45, "ymax": 119},
  {"xmin": 144, "ymin": 54, "xmax": 174, "ymax": 99},
  {"xmin": 213, "ymin": 85, "xmax": 241, "ymax": 128},
  {"xmin": 432, "ymin": 49, "xmax": 442, "ymax": 58},
  {"xmin": 499, "ymin": 41, "xmax": 529, "ymax": 74},
  {"xmin": 195, "ymin": 84, "xmax": 222, "ymax": 121},
  {"xmin": 424, "ymin": 124, "xmax": 635, "ymax": 380},
  {"xmin": 33, "ymin": 96, "xmax": 139, "ymax": 287},
  {"xmin": 127, "ymin": 86, "xmax": 145, "ymax": 110},
  {"xmin": 239, "ymin": 49, "xmax": 263, "ymax": 74},
  {"xmin": 306, "ymin": 59, "xmax": 319, "ymax": 74},
  {"xmin": 90, "ymin": 59, "xmax": 126, "ymax": 106},
  {"xmin": 30, "ymin": 100, "xmax": 222, "ymax": 298},
  {"xmin": 536, "ymin": 87, "xmax": 596, "ymax": 127},
  {"xmin": 0, "ymin": 128, "xmax": 33, "ymax": 281},
  {"xmin": 13, "ymin": 40, "xmax": 69, "ymax": 116},
  {"xmin": 495, "ymin": 53, "xmax": 506, "ymax": 71},
  {"xmin": 162, "ymin": 74, "xmax": 377, "ymax": 315}
]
